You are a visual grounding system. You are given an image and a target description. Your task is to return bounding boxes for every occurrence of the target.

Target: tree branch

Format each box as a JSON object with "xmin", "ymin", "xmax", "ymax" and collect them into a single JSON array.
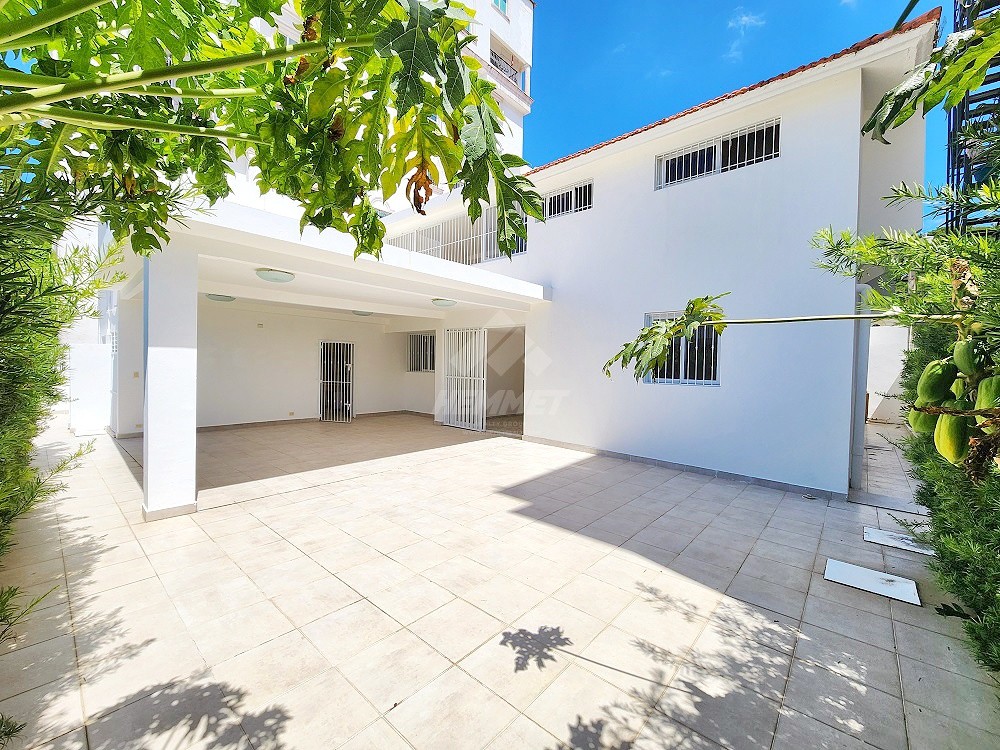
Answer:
[
  {"xmin": 22, "ymin": 105, "xmax": 267, "ymax": 143},
  {"xmin": 0, "ymin": 0, "xmax": 114, "ymax": 47},
  {"xmin": 0, "ymin": 70, "xmax": 260, "ymax": 98},
  {"xmin": 0, "ymin": 39, "xmax": 381, "ymax": 115}
]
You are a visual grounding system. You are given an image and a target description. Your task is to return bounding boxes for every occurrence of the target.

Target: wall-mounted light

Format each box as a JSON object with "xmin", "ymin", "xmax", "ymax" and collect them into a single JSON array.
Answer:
[
  {"xmin": 255, "ymin": 268, "xmax": 295, "ymax": 283},
  {"xmin": 205, "ymin": 294, "xmax": 236, "ymax": 302},
  {"xmin": 352, "ymin": 310, "xmax": 374, "ymax": 317},
  {"xmin": 431, "ymin": 298, "xmax": 457, "ymax": 307}
]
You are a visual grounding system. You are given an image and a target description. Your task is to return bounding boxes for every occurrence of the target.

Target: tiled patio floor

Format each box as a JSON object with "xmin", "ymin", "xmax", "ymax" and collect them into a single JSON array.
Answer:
[{"xmin": 2, "ymin": 414, "xmax": 997, "ymax": 749}]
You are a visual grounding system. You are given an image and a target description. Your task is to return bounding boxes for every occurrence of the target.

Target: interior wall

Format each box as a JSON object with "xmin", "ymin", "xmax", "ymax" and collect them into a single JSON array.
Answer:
[
  {"xmin": 487, "ymin": 327, "xmax": 525, "ymax": 416},
  {"xmin": 197, "ymin": 301, "xmax": 409, "ymax": 427},
  {"xmin": 396, "ymin": 332, "xmax": 436, "ymax": 415}
]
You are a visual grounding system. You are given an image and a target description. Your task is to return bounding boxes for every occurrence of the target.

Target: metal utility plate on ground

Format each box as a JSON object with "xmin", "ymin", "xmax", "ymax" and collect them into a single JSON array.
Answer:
[
  {"xmin": 847, "ymin": 490, "xmax": 927, "ymax": 516},
  {"xmin": 823, "ymin": 559, "xmax": 921, "ymax": 606},
  {"xmin": 863, "ymin": 526, "xmax": 935, "ymax": 557}
]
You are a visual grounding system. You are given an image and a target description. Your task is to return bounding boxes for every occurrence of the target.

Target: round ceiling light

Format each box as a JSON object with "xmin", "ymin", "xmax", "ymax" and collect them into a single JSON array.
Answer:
[
  {"xmin": 431, "ymin": 298, "xmax": 457, "ymax": 307},
  {"xmin": 255, "ymin": 268, "xmax": 295, "ymax": 283},
  {"xmin": 205, "ymin": 294, "xmax": 236, "ymax": 302},
  {"xmin": 352, "ymin": 310, "xmax": 374, "ymax": 317}
]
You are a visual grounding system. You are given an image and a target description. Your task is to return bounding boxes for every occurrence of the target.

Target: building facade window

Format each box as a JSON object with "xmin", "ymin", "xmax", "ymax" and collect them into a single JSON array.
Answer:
[
  {"xmin": 642, "ymin": 313, "xmax": 720, "ymax": 385},
  {"xmin": 408, "ymin": 333, "xmax": 435, "ymax": 372},
  {"xmin": 542, "ymin": 180, "xmax": 594, "ymax": 219},
  {"xmin": 492, "ymin": 0, "xmax": 508, "ymax": 14},
  {"xmin": 655, "ymin": 118, "xmax": 780, "ymax": 190}
]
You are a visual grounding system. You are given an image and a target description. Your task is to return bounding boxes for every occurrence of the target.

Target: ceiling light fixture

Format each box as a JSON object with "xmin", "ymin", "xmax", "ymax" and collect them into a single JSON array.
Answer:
[
  {"xmin": 431, "ymin": 298, "xmax": 457, "ymax": 307},
  {"xmin": 255, "ymin": 268, "xmax": 295, "ymax": 283},
  {"xmin": 352, "ymin": 310, "xmax": 374, "ymax": 317},
  {"xmin": 205, "ymin": 294, "xmax": 236, "ymax": 302}
]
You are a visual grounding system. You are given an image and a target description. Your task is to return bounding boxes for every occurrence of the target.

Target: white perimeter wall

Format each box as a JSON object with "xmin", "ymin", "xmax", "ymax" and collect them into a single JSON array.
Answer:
[
  {"xmin": 867, "ymin": 325, "xmax": 910, "ymax": 424},
  {"xmin": 196, "ymin": 302, "xmax": 421, "ymax": 427},
  {"xmin": 487, "ymin": 70, "xmax": 880, "ymax": 494}
]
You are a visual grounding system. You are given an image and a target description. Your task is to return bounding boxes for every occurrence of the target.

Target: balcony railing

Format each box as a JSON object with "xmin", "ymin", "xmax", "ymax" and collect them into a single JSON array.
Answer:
[
  {"xmin": 490, "ymin": 50, "xmax": 521, "ymax": 87},
  {"xmin": 387, "ymin": 206, "xmax": 526, "ymax": 265}
]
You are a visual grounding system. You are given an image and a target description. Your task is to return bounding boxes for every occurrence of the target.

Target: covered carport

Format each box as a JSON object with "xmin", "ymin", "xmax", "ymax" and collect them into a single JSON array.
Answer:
[{"xmin": 109, "ymin": 196, "xmax": 546, "ymax": 520}]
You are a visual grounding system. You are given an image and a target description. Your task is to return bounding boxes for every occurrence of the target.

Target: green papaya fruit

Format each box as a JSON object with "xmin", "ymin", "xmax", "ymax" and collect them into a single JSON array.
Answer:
[
  {"xmin": 975, "ymin": 375, "xmax": 1000, "ymax": 434},
  {"xmin": 934, "ymin": 399, "xmax": 971, "ymax": 465},
  {"xmin": 952, "ymin": 378, "xmax": 967, "ymax": 399},
  {"xmin": 907, "ymin": 397, "xmax": 938, "ymax": 434},
  {"xmin": 954, "ymin": 339, "xmax": 981, "ymax": 377},
  {"xmin": 917, "ymin": 360, "xmax": 959, "ymax": 403}
]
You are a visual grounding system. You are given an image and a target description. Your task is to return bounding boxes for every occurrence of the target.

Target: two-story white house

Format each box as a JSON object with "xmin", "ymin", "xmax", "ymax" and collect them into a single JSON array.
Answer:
[{"xmin": 67, "ymin": 7, "xmax": 939, "ymax": 521}]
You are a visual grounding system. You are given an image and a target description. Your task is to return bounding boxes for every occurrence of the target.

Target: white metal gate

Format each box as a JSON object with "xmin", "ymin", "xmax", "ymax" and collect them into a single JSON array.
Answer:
[
  {"xmin": 444, "ymin": 328, "xmax": 487, "ymax": 431},
  {"xmin": 319, "ymin": 341, "xmax": 354, "ymax": 422}
]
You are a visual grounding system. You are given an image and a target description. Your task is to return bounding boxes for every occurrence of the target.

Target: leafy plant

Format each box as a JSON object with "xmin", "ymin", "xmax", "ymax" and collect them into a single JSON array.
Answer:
[{"xmin": 0, "ymin": 0, "xmax": 542, "ymax": 257}]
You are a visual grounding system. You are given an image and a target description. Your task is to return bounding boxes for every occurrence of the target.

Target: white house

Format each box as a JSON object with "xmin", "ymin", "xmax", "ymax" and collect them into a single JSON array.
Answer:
[{"xmin": 68, "ymin": 7, "xmax": 938, "ymax": 520}]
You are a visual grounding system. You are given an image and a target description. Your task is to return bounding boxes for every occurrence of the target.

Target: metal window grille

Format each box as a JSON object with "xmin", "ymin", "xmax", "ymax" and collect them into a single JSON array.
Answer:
[
  {"xmin": 408, "ymin": 333, "xmax": 435, "ymax": 372},
  {"xmin": 642, "ymin": 313, "xmax": 720, "ymax": 386},
  {"xmin": 490, "ymin": 50, "xmax": 518, "ymax": 83},
  {"xmin": 387, "ymin": 204, "xmax": 526, "ymax": 265},
  {"xmin": 542, "ymin": 180, "xmax": 594, "ymax": 219},
  {"xmin": 319, "ymin": 341, "xmax": 354, "ymax": 421},
  {"xmin": 655, "ymin": 117, "xmax": 781, "ymax": 190}
]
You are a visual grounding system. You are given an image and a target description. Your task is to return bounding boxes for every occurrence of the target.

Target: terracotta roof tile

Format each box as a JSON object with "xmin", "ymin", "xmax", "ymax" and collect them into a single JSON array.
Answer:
[{"xmin": 527, "ymin": 7, "xmax": 942, "ymax": 176}]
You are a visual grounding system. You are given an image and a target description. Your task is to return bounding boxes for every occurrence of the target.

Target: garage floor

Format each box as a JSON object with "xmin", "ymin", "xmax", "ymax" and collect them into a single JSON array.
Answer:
[{"xmin": 2, "ymin": 414, "xmax": 997, "ymax": 749}]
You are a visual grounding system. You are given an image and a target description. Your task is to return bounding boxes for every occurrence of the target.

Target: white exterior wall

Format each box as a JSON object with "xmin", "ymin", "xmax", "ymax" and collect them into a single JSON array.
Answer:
[
  {"xmin": 469, "ymin": 0, "xmax": 533, "ymax": 66},
  {"xmin": 867, "ymin": 324, "xmax": 910, "ymax": 424},
  {"xmin": 482, "ymin": 71, "xmax": 871, "ymax": 494},
  {"xmin": 196, "ymin": 302, "xmax": 411, "ymax": 427}
]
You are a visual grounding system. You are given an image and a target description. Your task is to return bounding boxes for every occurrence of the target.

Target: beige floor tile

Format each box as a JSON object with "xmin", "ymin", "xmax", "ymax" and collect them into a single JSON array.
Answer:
[
  {"xmin": 904, "ymin": 702, "xmax": 1000, "ymax": 750},
  {"xmin": 335, "ymin": 555, "xmax": 413, "ymax": 596},
  {"xmin": 339, "ymin": 630, "xmax": 450, "ymax": 712},
  {"xmin": 85, "ymin": 678, "xmax": 246, "ymax": 750},
  {"xmin": 687, "ymin": 622, "xmax": 791, "ymax": 702},
  {"xmin": 0, "ymin": 634, "xmax": 77, "ymax": 701},
  {"xmin": 408, "ymin": 599, "xmax": 505, "ymax": 662},
  {"xmin": 461, "ymin": 575, "xmax": 547, "ymax": 624},
  {"xmin": 726, "ymin": 574, "xmax": 806, "ymax": 620},
  {"xmin": 422, "ymin": 556, "xmax": 497, "ymax": 596},
  {"xmin": 247, "ymin": 557, "xmax": 331, "ymax": 599},
  {"xmin": 25, "ymin": 728, "xmax": 89, "ymax": 750},
  {"xmin": 270, "ymin": 575, "xmax": 361, "ymax": 627},
  {"xmin": 899, "ymin": 656, "xmax": 1000, "ymax": 735},
  {"xmin": 241, "ymin": 669, "xmax": 378, "ymax": 750},
  {"xmin": 301, "ymin": 600, "xmax": 401, "ymax": 665},
  {"xmin": 211, "ymin": 631, "xmax": 331, "ymax": 712},
  {"xmin": 484, "ymin": 714, "xmax": 558, "ymax": 749},
  {"xmin": 783, "ymin": 659, "xmax": 906, "ymax": 750},
  {"xmin": 506, "ymin": 555, "xmax": 579, "ymax": 594},
  {"xmin": 192, "ymin": 600, "xmax": 293, "ymax": 665},
  {"xmin": 577, "ymin": 625, "xmax": 680, "ymax": 693},
  {"xmin": 0, "ymin": 677, "xmax": 85, "ymax": 750},
  {"xmin": 660, "ymin": 665, "xmax": 779, "ymax": 750},
  {"xmin": 893, "ymin": 620, "xmax": 990, "ymax": 685},
  {"xmin": 339, "ymin": 719, "xmax": 411, "ymax": 750},
  {"xmin": 388, "ymin": 667, "xmax": 518, "ymax": 750},
  {"xmin": 801, "ymin": 596, "xmax": 895, "ymax": 651},
  {"xmin": 793, "ymin": 623, "xmax": 901, "ymax": 697},
  {"xmin": 171, "ymin": 576, "xmax": 265, "ymax": 628},
  {"xmin": 387, "ymin": 539, "xmax": 456, "ymax": 572},
  {"xmin": 772, "ymin": 707, "xmax": 866, "ymax": 750},
  {"xmin": 553, "ymin": 574, "xmax": 635, "ymax": 623},
  {"xmin": 365, "ymin": 575, "xmax": 453, "ymax": 625},
  {"xmin": 525, "ymin": 663, "xmax": 645, "ymax": 746}
]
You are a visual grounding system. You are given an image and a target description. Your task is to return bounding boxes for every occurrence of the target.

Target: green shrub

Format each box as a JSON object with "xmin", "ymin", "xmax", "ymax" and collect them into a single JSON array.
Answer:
[{"xmin": 899, "ymin": 324, "xmax": 1000, "ymax": 675}]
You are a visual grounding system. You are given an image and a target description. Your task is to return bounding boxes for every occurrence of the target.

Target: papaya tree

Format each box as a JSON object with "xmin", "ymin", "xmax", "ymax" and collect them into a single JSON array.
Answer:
[{"xmin": 0, "ymin": 0, "xmax": 542, "ymax": 256}]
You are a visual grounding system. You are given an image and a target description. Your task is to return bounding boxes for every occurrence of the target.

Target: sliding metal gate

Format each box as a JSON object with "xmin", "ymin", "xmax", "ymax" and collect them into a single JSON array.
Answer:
[
  {"xmin": 444, "ymin": 328, "xmax": 487, "ymax": 431},
  {"xmin": 319, "ymin": 341, "xmax": 354, "ymax": 422}
]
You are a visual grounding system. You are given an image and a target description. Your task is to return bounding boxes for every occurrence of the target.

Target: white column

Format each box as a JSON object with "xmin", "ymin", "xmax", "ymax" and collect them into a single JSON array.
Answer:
[
  {"xmin": 849, "ymin": 284, "xmax": 873, "ymax": 491},
  {"xmin": 522, "ymin": 65, "xmax": 531, "ymax": 96},
  {"xmin": 142, "ymin": 245, "xmax": 199, "ymax": 520}
]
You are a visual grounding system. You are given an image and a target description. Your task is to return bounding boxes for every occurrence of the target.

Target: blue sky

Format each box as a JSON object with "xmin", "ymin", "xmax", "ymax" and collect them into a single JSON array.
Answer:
[{"xmin": 524, "ymin": 1, "xmax": 951, "ymax": 186}]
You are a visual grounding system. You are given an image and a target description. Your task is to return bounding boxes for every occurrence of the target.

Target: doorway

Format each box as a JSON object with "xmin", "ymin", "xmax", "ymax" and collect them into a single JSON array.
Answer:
[{"xmin": 319, "ymin": 341, "xmax": 354, "ymax": 422}]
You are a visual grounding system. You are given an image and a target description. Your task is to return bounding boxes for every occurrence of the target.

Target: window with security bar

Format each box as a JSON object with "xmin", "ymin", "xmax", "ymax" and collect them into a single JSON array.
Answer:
[
  {"xmin": 408, "ymin": 333, "xmax": 435, "ymax": 372},
  {"xmin": 655, "ymin": 118, "xmax": 780, "ymax": 190},
  {"xmin": 642, "ymin": 313, "xmax": 720, "ymax": 385},
  {"xmin": 542, "ymin": 180, "xmax": 594, "ymax": 219}
]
